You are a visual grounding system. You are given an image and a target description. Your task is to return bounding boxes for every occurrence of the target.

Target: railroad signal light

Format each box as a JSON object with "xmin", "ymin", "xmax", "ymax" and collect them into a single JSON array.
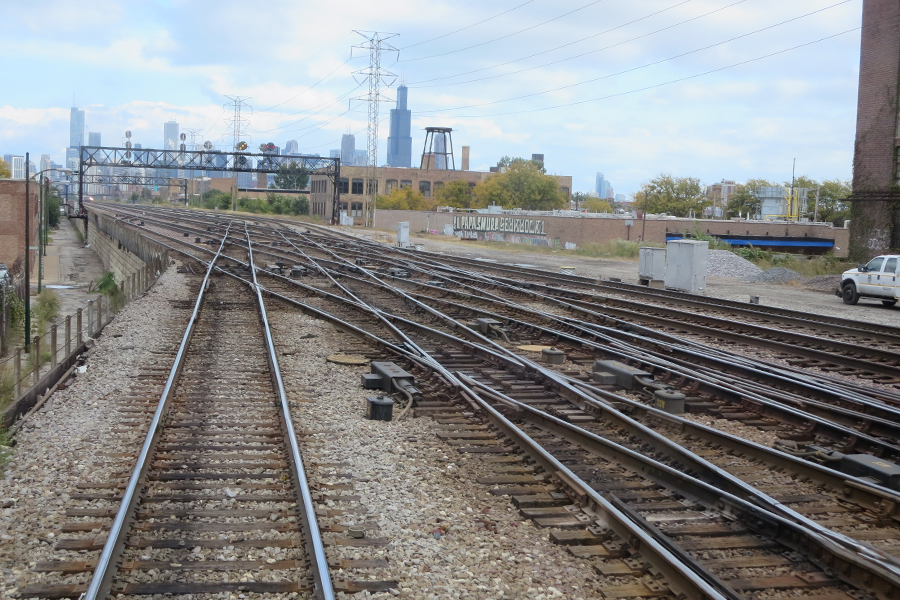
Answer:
[{"xmin": 236, "ymin": 141, "xmax": 248, "ymax": 151}]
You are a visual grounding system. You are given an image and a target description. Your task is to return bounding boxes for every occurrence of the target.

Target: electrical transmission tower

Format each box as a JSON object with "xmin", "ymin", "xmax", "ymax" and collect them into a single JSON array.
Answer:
[
  {"xmin": 223, "ymin": 96, "xmax": 252, "ymax": 151},
  {"xmin": 352, "ymin": 32, "xmax": 398, "ymax": 227},
  {"xmin": 223, "ymin": 96, "xmax": 252, "ymax": 210}
]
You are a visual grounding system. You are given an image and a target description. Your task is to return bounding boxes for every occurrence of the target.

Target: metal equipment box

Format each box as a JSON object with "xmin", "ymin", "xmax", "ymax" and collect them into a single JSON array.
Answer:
[
  {"xmin": 840, "ymin": 454, "xmax": 900, "ymax": 490},
  {"xmin": 397, "ymin": 222, "xmax": 410, "ymax": 246},
  {"xmin": 638, "ymin": 247, "xmax": 667, "ymax": 283},
  {"xmin": 664, "ymin": 240, "xmax": 708, "ymax": 293}
]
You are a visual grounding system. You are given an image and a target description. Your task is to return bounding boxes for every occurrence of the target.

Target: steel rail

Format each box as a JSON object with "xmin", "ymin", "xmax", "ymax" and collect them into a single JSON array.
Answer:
[
  {"xmin": 244, "ymin": 224, "xmax": 335, "ymax": 600},
  {"xmin": 82, "ymin": 222, "xmax": 233, "ymax": 600},
  {"xmin": 89, "ymin": 206, "xmax": 900, "ymax": 596}
]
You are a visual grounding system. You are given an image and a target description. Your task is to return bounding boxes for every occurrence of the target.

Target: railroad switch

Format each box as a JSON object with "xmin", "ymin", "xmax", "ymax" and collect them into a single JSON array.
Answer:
[
  {"xmin": 365, "ymin": 362, "xmax": 421, "ymax": 397},
  {"xmin": 387, "ymin": 267, "xmax": 410, "ymax": 278},
  {"xmin": 268, "ymin": 264, "xmax": 284, "ymax": 275},
  {"xmin": 808, "ymin": 447, "xmax": 900, "ymax": 490},
  {"xmin": 290, "ymin": 266, "xmax": 307, "ymax": 278},
  {"xmin": 542, "ymin": 347, "xmax": 566, "ymax": 365},
  {"xmin": 475, "ymin": 318, "xmax": 502, "ymax": 334},
  {"xmin": 355, "ymin": 258, "xmax": 370, "ymax": 266},
  {"xmin": 592, "ymin": 360, "xmax": 651, "ymax": 390}
]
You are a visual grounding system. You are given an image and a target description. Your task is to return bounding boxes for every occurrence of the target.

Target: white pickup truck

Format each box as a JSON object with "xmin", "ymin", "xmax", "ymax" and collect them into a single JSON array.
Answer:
[{"xmin": 838, "ymin": 255, "xmax": 899, "ymax": 306}]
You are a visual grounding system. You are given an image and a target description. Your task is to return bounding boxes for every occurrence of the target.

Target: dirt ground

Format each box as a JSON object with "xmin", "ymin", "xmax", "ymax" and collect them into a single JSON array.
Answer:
[{"xmin": 355, "ymin": 231, "xmax": 899, "ymax": 328}]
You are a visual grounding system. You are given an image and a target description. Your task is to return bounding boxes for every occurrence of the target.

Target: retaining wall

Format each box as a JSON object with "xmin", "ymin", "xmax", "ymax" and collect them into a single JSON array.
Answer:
[{"xmin": 84, "ymin": 207, "xmax": 169, "ymax": 284}]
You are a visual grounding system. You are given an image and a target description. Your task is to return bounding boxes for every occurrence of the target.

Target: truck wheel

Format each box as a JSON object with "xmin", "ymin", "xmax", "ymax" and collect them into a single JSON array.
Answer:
[
  {"xmin": 842, "ymin": 283, "xmax": 860, "ymax": 305},
  {"xmin": 883, "ymin": 299, "xmax": 897, "ymax": 307}
]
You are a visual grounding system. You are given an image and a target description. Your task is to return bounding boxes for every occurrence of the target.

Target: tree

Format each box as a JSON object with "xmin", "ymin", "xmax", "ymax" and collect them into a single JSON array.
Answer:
[
  {"xmin": 434, "ymin": 180, "xmax": 475, "ymax": 209},
  {"xmin": 141, "ymin": 187, "xmax": 152, "ymax": 201},
  {"xmin": 0, "ymin": 159, "xmax": 10, "ymax": 179},
  {"xmin": 571, "ymin": 191, "xmax": 591, "ymax": 210},
  {"xmin": 497, "ymin": 155, "xmax": 546, "ymax": 174},
  {"xmin": 273, "ymin": 163, "xmax": 310, "ymax": 190},
  {"xmin": 47, "ymin": 193, "xmax": 61, "ymax": 227},
  {"xmin": 583, "ymin": 198, "xmax": 612, "ymax": 213},
  {"xmin": 632, "ymin": 174, "xmax": 707, "ymax": 217},
  {"xmin": 130, "ymin": 191, "xmax": 140, "ymax": 203},
  {"xmin": 375, "ymin": 186, "xmax": 432, "ymax": 210},
  {"xmin": 473, "ymin": 160, "xmax": 565, "ymax": 210},
  {"xmin": 727, "ymin": 178, "xmax": 771, "ymax": 218},
  {"xmin": 815, "ymin": 178, "xmax": 851, "ymax": 224},
  {"xmin": 203, "ymin": 189, "xmax": 232, "ymax": 210}
]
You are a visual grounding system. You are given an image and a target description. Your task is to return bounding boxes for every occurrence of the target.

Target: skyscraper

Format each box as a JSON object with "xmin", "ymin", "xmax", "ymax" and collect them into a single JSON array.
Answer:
[
  {"xmin": 595, "ymin": 173, "xmax": 610, "ymax": 199},
  {"xmin": 69, "ymin": 107, "xmax": 85, "ymax": 149},
  {"xmin": 164, "ymin": 121, "xmax": 179, "ymax": 150},
  {"xmin": 387, "ymin": 85, "xmax": 412, "ymax": 168},
  {"xmin": 284, "ymin": 140, "xmax": 299, "ymax": 155},
  {"xmin": 329, "ymin": 149, "xmax": 340, "ymax": 159},
  {"xmin": 88, "ymin": 132, "xmax": 101, "ymax": 147},
  {"xmin": 340, "ymin": 134, "xmax": 355, "ymax": 165}
]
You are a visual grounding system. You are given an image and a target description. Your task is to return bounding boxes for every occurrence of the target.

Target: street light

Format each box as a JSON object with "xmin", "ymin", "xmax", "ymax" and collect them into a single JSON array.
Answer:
[{"xmin": 35, "ymin": 168, "xmax": 72, "ymax": 293}]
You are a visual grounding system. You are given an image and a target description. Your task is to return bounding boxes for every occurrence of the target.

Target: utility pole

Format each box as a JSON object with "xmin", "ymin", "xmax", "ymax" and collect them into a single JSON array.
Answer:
[
  {"xmin": 352, "ymin": 31, "xmax": 398, "ymax": 228},
  {"xmin": 789, "ymin": 158, "xmax": 796, "ymax": 221},
  {"xmin": 813, "ymin": 186, "xmax": 821, "ymax": 222},
  {"xmin": 24, "ymin": 153, "xmax": 31, "ymax": 350},
  {"xmin": 224, "ymin": 96, "xmax": 251, "ymax": 211}
]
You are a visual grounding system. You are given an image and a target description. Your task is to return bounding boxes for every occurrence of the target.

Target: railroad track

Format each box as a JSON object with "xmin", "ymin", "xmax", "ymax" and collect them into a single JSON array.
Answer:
[
  {"xmin": 86, "ymin": 204, "xmax": 900, "ymax": 599},
  {"xmin": 20, "ymin": 228, "xmax": 342, "ymax": 599}
]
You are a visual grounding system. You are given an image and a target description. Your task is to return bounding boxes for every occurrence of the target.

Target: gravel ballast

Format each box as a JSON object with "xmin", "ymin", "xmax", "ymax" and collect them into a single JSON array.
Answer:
[
  {"xmin": 747, "ymin": 267, "xmax": 807, "ymax": 283},
  {"xmin": 0, "ymin": 267, "xmax": 191, "ymax": 598},
  {"xmin": 268, "ymin": 306, "xmax": 606, "ymax": 600}
]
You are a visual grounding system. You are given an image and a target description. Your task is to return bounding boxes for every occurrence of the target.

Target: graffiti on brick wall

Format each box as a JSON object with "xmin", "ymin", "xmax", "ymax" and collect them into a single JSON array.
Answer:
[
  {"xmin": 867, "ymin": 228, "xmax": 891, "ymax": 251},
  {"xmin": 453, "ymin": 215, "xmax": 546, "ymax": 235},
  {"xmin": 452, "ymin": 230, "xmax": 551, "ymax": 246}
]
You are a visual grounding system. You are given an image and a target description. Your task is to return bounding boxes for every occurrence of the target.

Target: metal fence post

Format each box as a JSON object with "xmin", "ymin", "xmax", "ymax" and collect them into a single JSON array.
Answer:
[
  {"xmin": 65, "ymin": 315, "xmax": 71, "ymax": 357},
  {"xmin": 14, "ymin": 348, "xmax": 21, "ymax": 399},
  {"xmin": 86, "ymin": 300, "xmax": 93, "ymax": 338},
  {"xmin": 97, "ymin": 295, "xmax": 103, "ymax": 332},
  {"xmin": 77, "ymin": 308, "xmax": 83, "ymax": 346},
  {"xmin": 33, "ymin": 335, "xmax": 40, "ymax": 387},
  {"xmin": 51, "ymin": 324, "xmax": 58, "ymax": 368}
]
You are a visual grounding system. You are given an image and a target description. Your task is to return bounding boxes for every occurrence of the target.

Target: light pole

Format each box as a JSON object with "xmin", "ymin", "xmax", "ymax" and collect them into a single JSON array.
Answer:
[{"xmin": 35, "ymin": 168, "xmax": 72, "ymax": 293}]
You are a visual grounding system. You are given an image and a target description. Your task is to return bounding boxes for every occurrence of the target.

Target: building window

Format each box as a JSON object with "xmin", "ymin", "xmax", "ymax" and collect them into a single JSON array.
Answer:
[
  {"xmin": 351, "ymin": 202, "xmax": 363, "ymax": 217},
  {"xmin": 338, "ymin": 178, "xmax": 349, "ymax": 194},
  {"xmin": 433, "ymin": 181, "xmax": 444, "ymax": 197},
  {"xmin": 561, "ymin": 187, "xmax": 570, "ymax": 197},
  {"xmin": 340, "ymin": 202, "xmax": 348, "ymax": 212},
  {"xmin": 401, "ymin": 180, "xmax": 412, "ymax": 189},
  {"xmin": 386, "ymin": 179, "xmax": 398, "ymax": 193},
  {"xmin": 367, "ymin": 179, "xmax": 378, "ymax": 195},
  {"xmin": 352, "ymin": 178, "xmax": 364, "ymax": 194},
  {"xmin": 419, "ymin": 181, "xmax": 431, "ymax": 197}
]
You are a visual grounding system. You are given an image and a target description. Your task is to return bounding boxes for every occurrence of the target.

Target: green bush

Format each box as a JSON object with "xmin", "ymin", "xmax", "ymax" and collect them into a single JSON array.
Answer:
[{"xmin": 32, "ymin": 289, "xmax": 60, "ymax": 336}]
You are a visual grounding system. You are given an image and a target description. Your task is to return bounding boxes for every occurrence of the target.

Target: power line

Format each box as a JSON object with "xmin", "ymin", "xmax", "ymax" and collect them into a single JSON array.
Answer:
[
  {"xmin": 251, "ymin": 84, "xmax": 364, "ymax": 135},
  {"xmin": 408, "ymin": 0, "xmax": 715, "ymax": 87},
  {"xmin": 399, "ymin": 0, "xmax": 536, "ymax": 51},
  {"xmin": 255, "ymin": 59, "xmax": 355, "ymax": 113},
  {"xmin": 411, "ymin": 1, "xmax": 855, "ymax": 114},
  {"xmin": 400, "ymin": 0, "xmax": 607, "ymax": 63},
  {"xmin": 415, "ymin": 27, "xmax": 860, "ymax": 119}
]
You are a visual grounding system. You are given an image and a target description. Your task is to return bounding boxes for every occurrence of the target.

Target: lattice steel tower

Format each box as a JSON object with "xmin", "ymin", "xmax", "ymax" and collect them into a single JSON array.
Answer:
[{"xmin": 352, "ymin": 32, "xmax": 398, "ymax": 227}]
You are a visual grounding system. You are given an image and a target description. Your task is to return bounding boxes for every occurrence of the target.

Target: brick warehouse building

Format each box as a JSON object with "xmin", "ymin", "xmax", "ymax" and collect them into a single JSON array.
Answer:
[
  {"xmin": 0, "ymin": 179, "xmax": 40, "ymax": 276},
  {"xmin": 309, "ymin": 165, "xmax": 572, "ymax": 224},
  {"xmin": 849, "ymin": 0, "xmax": 900, "ymax": 260}
]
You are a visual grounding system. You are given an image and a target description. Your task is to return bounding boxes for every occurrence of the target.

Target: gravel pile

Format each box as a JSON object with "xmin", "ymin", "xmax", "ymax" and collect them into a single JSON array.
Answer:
[
  {"xmin": 706, "ymin": 250, "xmax": 762, "ymax": 278},
  {"xmin": 747, "ymin": 267, "xmax": 807, "ymax": 284},
  {"xmin": 0, "ymin": 267, "xmax": 190, "ymax": 599},
  {"xmin": 804, "ymin": 275, "xmax": 842, "ymax": 292}
]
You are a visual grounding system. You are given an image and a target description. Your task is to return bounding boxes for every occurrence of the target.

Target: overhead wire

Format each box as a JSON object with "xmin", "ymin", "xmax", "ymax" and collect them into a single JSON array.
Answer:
[
  {"xmin": 398, "ymin": 0, "xmax": 536, "ymax": 51},
  {"xmin": 411, "ymin": 0, "xmax": 855, "ymax": 114},
  {"xmin": 400, "ymin": 0, "xmax": 605, "ymax": 62},
  {"xmin": 255, "ymin": 58, "xmax": 355, "ymax": 114},
  {"xmin": 415, "ymin": 27, "xmax": 860, "ymax": 119},
  {"xmin": 407, "ymin": 0, "xmax": 694, "ymax": 85}
]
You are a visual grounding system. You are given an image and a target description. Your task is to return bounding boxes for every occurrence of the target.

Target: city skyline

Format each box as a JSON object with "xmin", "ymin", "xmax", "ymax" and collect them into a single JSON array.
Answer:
[{"xmin": 1, "ymin": 1, "xmax": 863, "ymax": 196}]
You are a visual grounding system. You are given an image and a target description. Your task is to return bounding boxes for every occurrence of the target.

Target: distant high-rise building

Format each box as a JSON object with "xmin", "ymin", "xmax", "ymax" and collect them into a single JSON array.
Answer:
[
  {"xmin": 352, "ymin": 149, "xmax": 367, "ymax": 167},
  {"xmin": 386, "ymin": 85, "xmax": 412, "ymax": 168},
  {"xmin": 88, "ymin": 132, "xmax": 101, "ymax": 147},
  {"xmin": 329, "ymin": 149, "xmax": 340, "ymax": 159},
  {"xmin": 595, "ymin": 173, "xmax": 610, "ymax": 199},
  {"xmin": 606, "ymin": 186, "xmax": 615, "ymax": 200},
  {"xmin": 69, "ymin": 107, "xmax": 85, "ymax": 149},
  {"xmin": 615, "ymin": 193, "xmax": 626, "ymax": 204},
  {"xmin": 164, "ymin": 121, "xmax": 179, "ymax": 150},
  {"xmin": 284, "ymin": 140, "xmax": 299, "ymax": 155},
  {"xmin": 341, "ymin": 134, "xmax": 356, "ymax": 165},
  {"xmin": 40, "ymin": 154, "xmax": 52, "ymax": 173},
  {"xmin": 3, "ymin": 155, "xmax": 25, "ymax": 179}
]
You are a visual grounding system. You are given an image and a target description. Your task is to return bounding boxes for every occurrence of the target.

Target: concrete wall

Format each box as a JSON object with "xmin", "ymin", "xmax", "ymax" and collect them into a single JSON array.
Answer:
[
  {"xmin": 84, "ymin": 207, "xmax": 169, "ymax": 285},
  {"xmin": 849, "ymin": 0, "xmax": 900, "ymax": 259},
  {"xmin": 374, "ymin": 210, "xmax": 850, "ymax": 256},
  {"xmin": 0, "ymin": 179, "xmax": 39, "ymax": 273}
]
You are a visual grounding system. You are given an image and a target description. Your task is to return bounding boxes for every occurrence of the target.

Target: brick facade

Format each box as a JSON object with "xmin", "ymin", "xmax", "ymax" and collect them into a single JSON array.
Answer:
[
  {"xmin": 849, "ymin": 0, "xmax": 900, "ymax": 259},
  {"xmin": 374, "ymin": 210, "xmax": 850, "ymax": 256},
  {"xmin": 0, "ymin": 180, "xmax": 39, "ymax": 274}
]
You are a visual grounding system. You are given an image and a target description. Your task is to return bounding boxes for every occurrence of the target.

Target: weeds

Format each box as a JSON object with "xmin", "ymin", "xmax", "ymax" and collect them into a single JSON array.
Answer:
[
  {"xmin": 0, "ymin": 426, "xmax": 12, "ymax": 476},
  {"xmin": 32, "ymin": 289, "xmax": 60, "ymax": 337}
]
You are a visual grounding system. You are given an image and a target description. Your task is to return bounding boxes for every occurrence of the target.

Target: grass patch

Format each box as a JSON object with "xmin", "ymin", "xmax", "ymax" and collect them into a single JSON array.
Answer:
[
  {"xmin": 733, "ymin": 247, "xmax": 852, "ymax": 277},
  {"xmin": 32, "ymin": 289, "xmax": 60, "ymax": 337},
  {"xmin": 0, "ymin": 426, "xmax": 13, "ymax": 476}
]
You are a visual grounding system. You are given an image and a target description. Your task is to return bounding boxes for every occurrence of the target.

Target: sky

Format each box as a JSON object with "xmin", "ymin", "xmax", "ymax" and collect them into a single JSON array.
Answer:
[{"xmin": 0, "ymin": 0, "xmax": 863, "ymax": 197}]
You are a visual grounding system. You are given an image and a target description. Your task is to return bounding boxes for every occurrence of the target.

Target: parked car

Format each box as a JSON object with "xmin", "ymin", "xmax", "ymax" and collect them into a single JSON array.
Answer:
[
  {"xmin": 837, "ymin": 255, "xmax": 899, "ymax": 306},
  {"xmin": 0, "ymin": 264, "xmax": 10, "ymax": 288}
]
